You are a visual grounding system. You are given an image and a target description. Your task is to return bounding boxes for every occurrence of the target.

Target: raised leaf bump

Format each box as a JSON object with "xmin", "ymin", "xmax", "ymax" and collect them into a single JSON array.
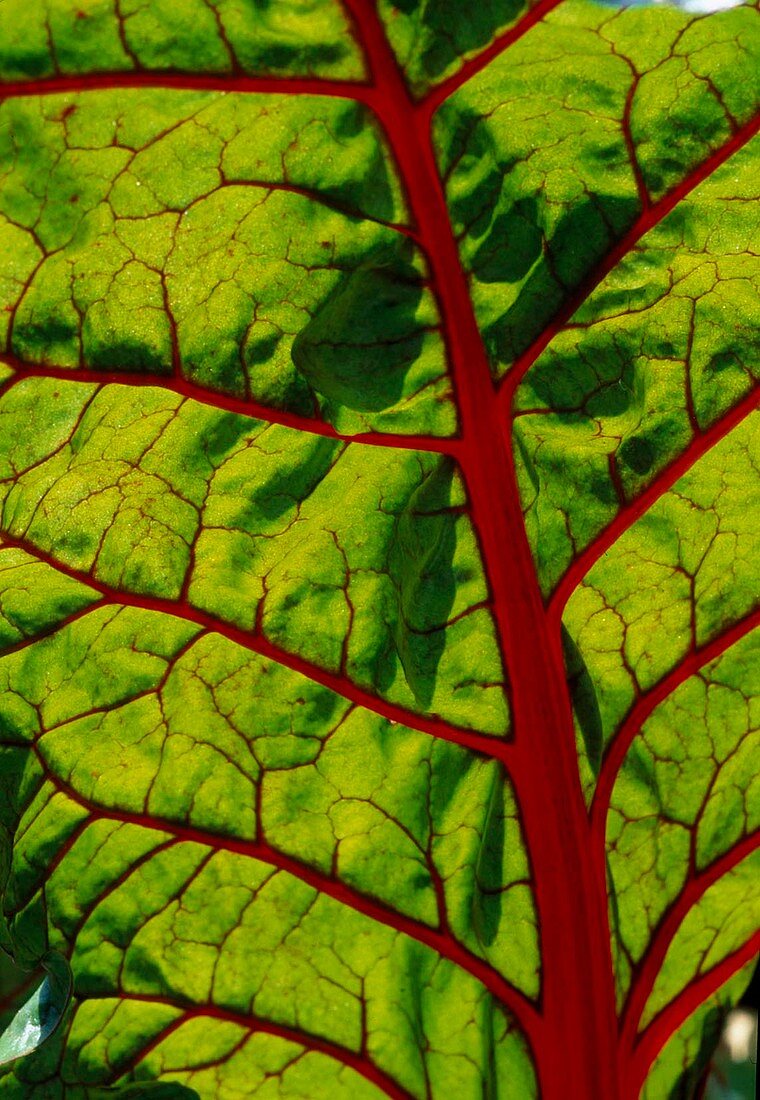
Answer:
[{"xmin": 0, "ymin": 91, "xmax": 458, "ymax": 438}]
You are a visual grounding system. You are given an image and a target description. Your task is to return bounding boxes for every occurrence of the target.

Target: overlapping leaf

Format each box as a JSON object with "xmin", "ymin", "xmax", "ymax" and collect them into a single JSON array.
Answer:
[{"xmin": 376, "ymin": 0, "xmax": 537, "ymax": 96}]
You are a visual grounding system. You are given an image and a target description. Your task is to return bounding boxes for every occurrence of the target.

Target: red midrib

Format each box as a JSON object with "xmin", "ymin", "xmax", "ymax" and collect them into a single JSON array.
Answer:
[{"xmin": 343, "ymin": 3, "xmax": 621, "ymax": 1096}]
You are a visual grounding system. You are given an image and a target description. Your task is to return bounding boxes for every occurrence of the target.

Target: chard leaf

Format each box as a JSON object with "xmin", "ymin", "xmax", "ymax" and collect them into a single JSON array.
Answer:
[{"xmin": 0, "ymin": 2, "xmax": 756, "ymax": 1097}]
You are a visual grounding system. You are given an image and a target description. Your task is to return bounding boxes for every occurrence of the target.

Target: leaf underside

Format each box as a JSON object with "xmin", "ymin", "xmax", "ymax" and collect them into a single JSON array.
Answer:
[{"xmin": 0, "ymin": 1, "xmax": 757, "ymax": 1098}]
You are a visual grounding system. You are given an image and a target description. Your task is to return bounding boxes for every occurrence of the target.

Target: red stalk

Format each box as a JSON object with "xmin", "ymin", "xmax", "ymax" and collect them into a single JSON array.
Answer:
[{"xmin": 343, "ymin": 3, "xmax": 622, "ymax": 1096}]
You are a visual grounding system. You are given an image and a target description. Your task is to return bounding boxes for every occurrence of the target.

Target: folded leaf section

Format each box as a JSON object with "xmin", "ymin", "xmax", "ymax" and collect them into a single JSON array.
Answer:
[
  {"xmin": 0, "ymin": 377, "xmax": 507, "ymax": 734},
  {"xmin": 374, "ymin": 0, "xmax": 543, "ymax": 98},
  {"xmin": 0, "ymin": 544, "xmax": 538, "ymax": 1095},
  {"xmin": 434, "ymin": 1, "xmax": 759, "ymax": 379},
  {"xmin": 639, "ymin": 961, "xmax": 756, "ymax": 1100},
  {"xmin": 606, "ymin": 629, "xmax": 759, "ymax": 1005},
  {"xmin": 637, "ymin": 850, "xmax": 759, "ymax": 1032},
  {"xmin": 563, "ymin": 412, "xmax": 759, "ymax": 801},
  {"xmin": 514, "ymin": 140, "xmax": 759, "ymax": 595},
  {"xmin": 0, "ymin": 89, "xmax": 461, "ymax": 440}
]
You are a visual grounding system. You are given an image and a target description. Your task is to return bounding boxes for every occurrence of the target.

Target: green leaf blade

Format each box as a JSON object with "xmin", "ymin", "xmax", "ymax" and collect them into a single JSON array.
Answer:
[
  {"xmin": 0, "ymin": 0, "xmax": 365, "ymax": 83},
  {"xmin": 0, "ymin": 0, "xmax": 757, "ymax": 1094}
]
